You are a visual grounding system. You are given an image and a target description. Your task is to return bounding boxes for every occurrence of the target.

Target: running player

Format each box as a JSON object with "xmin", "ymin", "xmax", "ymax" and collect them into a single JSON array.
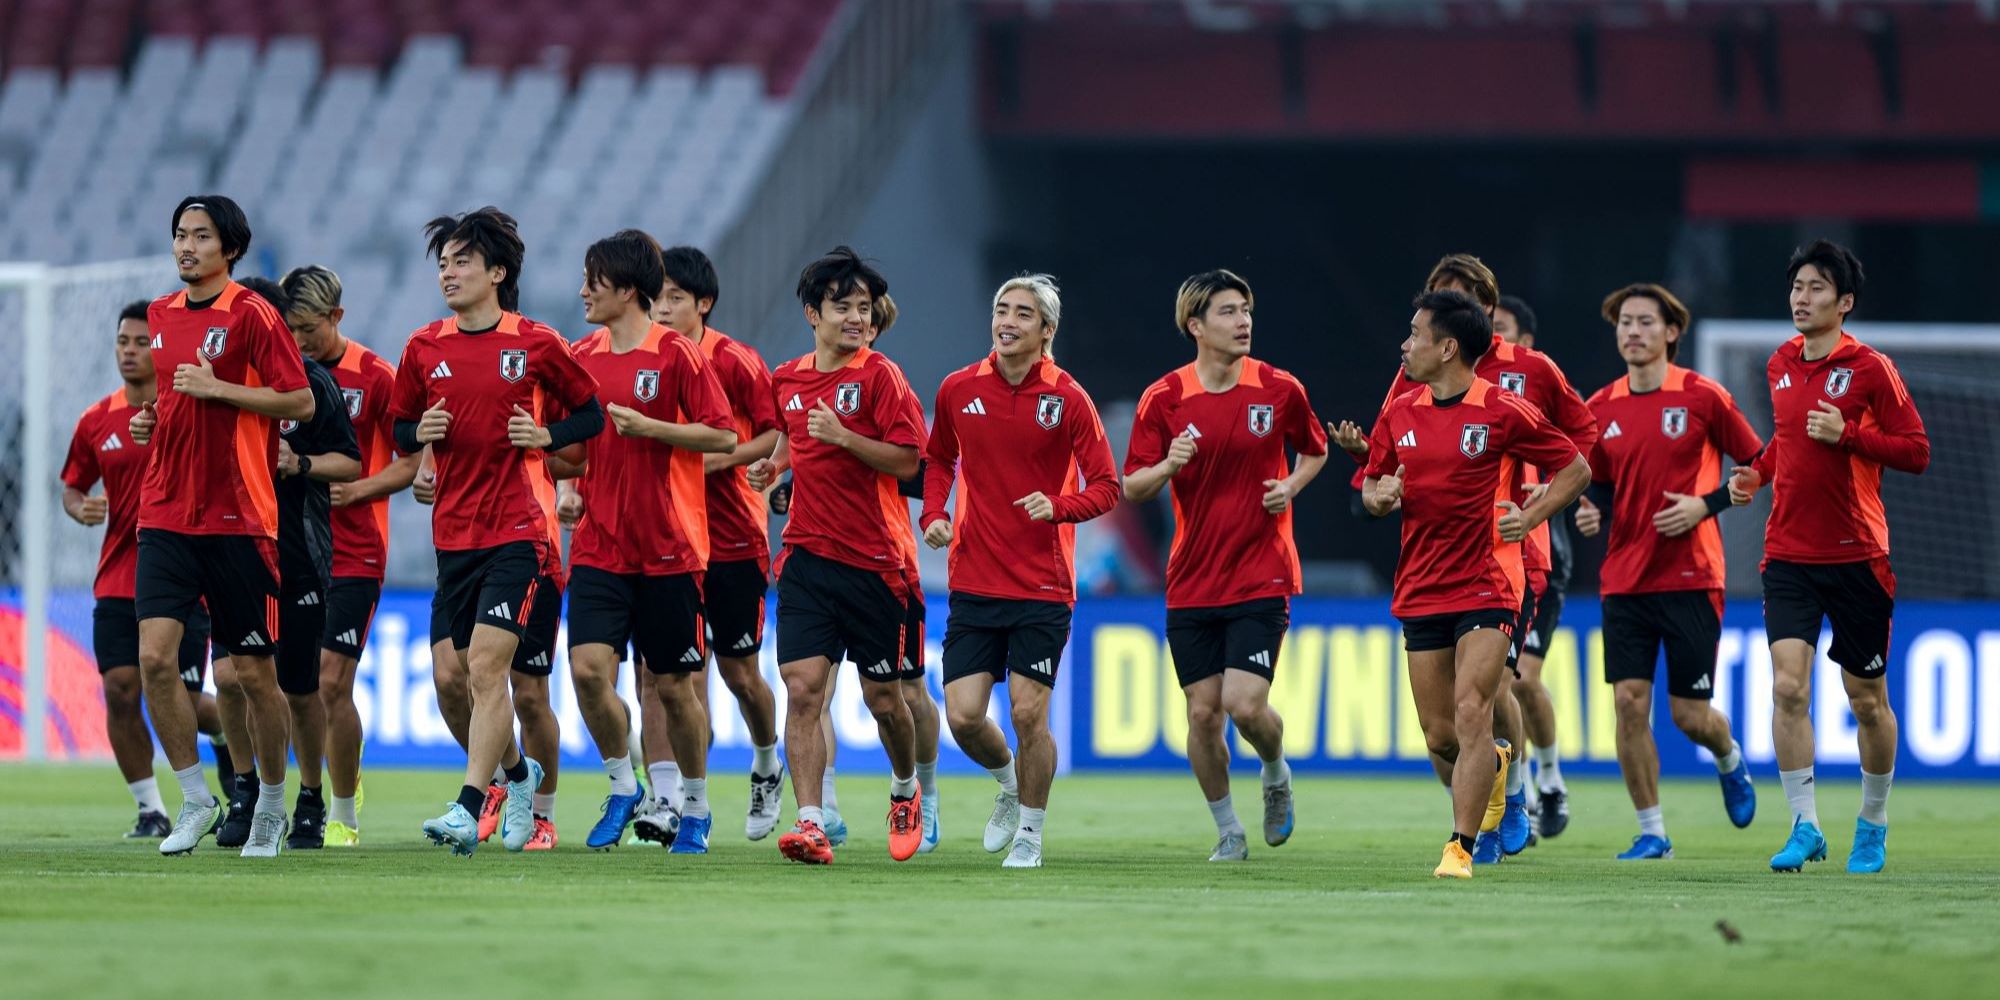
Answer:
[
  {"xmin": 62, "ymin": 300, "xmax": 226, "ymax": 839},
  {"xmin": 1575, "ymin": 283, "xmax": 1761, "ymax": 859},
  {"xmin": 392, "ymin": 207, "xmax": 603, "ymax": 855},
  {"xmin": 746, "ymin": 246, "xmax": 927, "ymax": 865},
  {"xmin": 281, "ymin": 264, "xmax": 418, "ymax": 846},
  {"xmin": 1122, "ymin": 269, "xmax": 1328, "ymax": 862},
  {"xmin": 133, "ymin": 195, "xmax": 315, "ymax": 857},
  {"xmin": 565, "ymin": 230, "xmax": 735, "ymax": 852},
  {"xmin": 923, "ymin": 273, "xmax": 1120, "ymax": 867},
  {"xmin": 1729, "ymin": 240, "xmax": 1928, "ymax": 874},
  {"xmin": 1361, "ymin": 290, "xmax": 1589, "ymax": 879}
]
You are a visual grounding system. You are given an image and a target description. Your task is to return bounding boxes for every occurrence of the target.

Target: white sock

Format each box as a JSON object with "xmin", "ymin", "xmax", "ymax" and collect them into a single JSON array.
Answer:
[
  {"xmin": 1534, "ymin": 745, "xmax": 1565, "ymax": 791},
  {"xmin": 129, "ymin": 776, "xmax": 166, "ymax": 814},
  {"xmin": 1780, "ymin": 766, "xmax": 1819, "ymax": 826},
  {"xmin": 752, "ymin": 742, "xmax": 780, "ymax": 775},
  {"xmin": 1636, "ymin": 805, "xmax": 1666, "ymax": 839},
  {"xmin": 492, "ymin": 765, "xmax": 506, "ymax": 785},
  {"xmin": 799, "ymin": 804, "xmax": 824, "ymax": 827},
  {"xmin": 173, "ymin": 763, "xmax": 215, "ymax": 808},
  {"xmin": 648, "ymin": 762, "xmax": 682, "ymax": 808},
  {"xmin": 256, "ymin": 781, "xmax": 285, "ymax": 816},
  {"xmin": 1859, "ymin": 770, "xmax": 1893, "ymax": 826},
  {"xmin": 890, "ymin": 773, "xmax": 918, "ymax": 799},
  {"xmin": 330, "ymin": 794, "xmax": 358, "ymax": 827},
  {"xmin": 683, "ymin": 777, "xmax": 709, "ymax": 819},
  {"xmin": 531, "ymin": 791, "xmax": 556, "ymax": 818},
  {"xmin": 1207, "ymin": 795, "xmax": 1244, "ymax": 837},
  {"xmin": 916, "ymin": 758, "xmax": 938, "ymax": 797},
  {"xmin": 1505, "ymin": 748, "xmax": 1527, "ymax": 795},
  {"xmin": 1018, "ymin": 806, "xmax": 1046, "ymax": 841},
  {"xmin": 604, "ymin": 756, "xmax": 637, "ymax": 797},
  {"xmin": 989, "ymin": 758, "xmax": 1019, "ymax": 797},
  {"xmin": 1260, "ymin": 755, "xmax": 1292, "ymax": 789},
  {"xmin": 1715, "ymin": 741, "xmax": 1743, "ymax": 775},
  {"xmin": 822, "ymin": 767, "xmax": 840, "ymax": 811}
]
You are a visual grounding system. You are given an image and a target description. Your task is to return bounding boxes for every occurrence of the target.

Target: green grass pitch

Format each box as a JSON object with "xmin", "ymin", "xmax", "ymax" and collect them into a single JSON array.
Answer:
[{"xmin": 3, "ymin": 765, "xmax": 1995, "ymax": 999}]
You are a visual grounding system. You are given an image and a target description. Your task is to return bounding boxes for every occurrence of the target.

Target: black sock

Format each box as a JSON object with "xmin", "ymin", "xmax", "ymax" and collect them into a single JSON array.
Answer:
[
  {"xmin": 211, "ymin": 742, "xmax": 233, "ymax": 778},
  {"xmin": 502, "ymin": 758, "xmax": 530, "ymax": 784},
  {"xmin": 457, "ymin": 785, "xmax": 487, "ymax": 817},
  {"xmin": 297, "ymin": 786, "xmax": 323, "ymax": 807},
  {"xmin": 234, "ymin": 772, "xmax": 257, "ymax": 798},
  {"xmin": 1455, "ymin": 832, "xmax": 1477, "ymax": 853}
]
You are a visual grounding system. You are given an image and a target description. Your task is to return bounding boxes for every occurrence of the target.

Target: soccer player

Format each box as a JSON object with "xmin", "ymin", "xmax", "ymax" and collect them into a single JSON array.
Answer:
[
  {"xmin": 281, "ymin": 264, "xmax": 419, "ymax": 846},
  {"xmin": 1362, "ymin": 290, "xmax": 1589, "ymax": 879},
  {"xmin": 391, "ymin": 207, "xmax": 603, "ymax": 855},
  {"xmin": 1575, "ymin": 283, "xmax": 1761, "ymax": 859},
  {"xmin": 131, "ymin": 195, "xmax": 315, "ymax": 857},
  {"xmin": 62, "ymin": 300, "xmax": 226, "ymax": 838},
  {"xmin": 1729, "ymin": 241, "xmax": 1928, "ymax": 874},
  {"xmin": 564, "ymin": 230, "xmax": 735, "ymax": 852},
  {"xmin": 745, "ymin": 246, "xmax": 927, "ymax": 865},
  {"xmin": 1122, "ymin": 269, "xmax": 1328, "ymax": 862},
  {"xmin": 923, "ymin": 274, "xmax": 1120, "ymax": 867}
]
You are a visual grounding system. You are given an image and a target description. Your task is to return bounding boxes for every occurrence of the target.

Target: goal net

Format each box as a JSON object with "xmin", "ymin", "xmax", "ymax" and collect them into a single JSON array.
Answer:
[
  {"xmin": 0, "ymin": 258, "xmax": 176, "ymax": 761},
  {"xmin": 1695, "ymin": 320, "xmax": 2000, "ymax": 600}
]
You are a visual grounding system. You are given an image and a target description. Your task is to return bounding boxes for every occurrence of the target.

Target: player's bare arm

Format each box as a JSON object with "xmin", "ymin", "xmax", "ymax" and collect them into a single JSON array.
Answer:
[
  {"xmin": 1121, "ymin": 433, "xmax": 1195, "ymax": 503},
  {"xmin": 172, "ymin": 351, "xmax": 315, "ymax": 421},
  {"xmin": 805, "ymin": 398, "xmax": 918, "ymax": 479},
  {"xmin": 62, "ymin": 486, "xmax": 109, "ymax": 526},
  {"xmin": 704, "ymin": 426, "xmax": 780, "ymax": 474},
  {"xmin": 1496, "ymin": 453, "xmax": 1589, "ymax": 542},
  {"xmin": 329, "ymin": 452, "xmax": 421, "ymax": 508},
  {"xmin": 605, "ymin": 400, "xmax": 736, "ymax": 452}
]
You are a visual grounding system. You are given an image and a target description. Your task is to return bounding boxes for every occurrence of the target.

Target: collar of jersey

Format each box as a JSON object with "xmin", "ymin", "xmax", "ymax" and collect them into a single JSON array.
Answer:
[
  {"xmin": 975, "ymin": 353, "xmax": 1060, "ymax": 388},
  {"xmin": 440, "ymin": 312, "xmax": 523, "ymax": 337},
  {"xmin": 1175, "ymin": 358, "xmax": 1263, "ymax": 398}
]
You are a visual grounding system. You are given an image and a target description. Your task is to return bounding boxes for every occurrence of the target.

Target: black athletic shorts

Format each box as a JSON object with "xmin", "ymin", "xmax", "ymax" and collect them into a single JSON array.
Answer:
[
  {"xmin": 92, "ymin": 597, "xmax": 215, "ymax": 691},
  {"xmin": 1603, "ymin": 590, "xmax": 1724, "ymax": 700},
  {"xmin": 774, "ymin": 546, "xmax": 905, "ymax": 683},
  {"xmin": 941, "ymin": 592, "xmax": 1071, "ymax": 688},
  {"xmin": 427, "ymin": 566, "xmax": 560, "ymax": 676},
  {"xmin": 704, "ymin": 557, "xmax": 768, "ymax": 659},
  {"xmin": 1507, "ymin": 574, "xmax": 1543, "ymax": 673},
  {"xmin": 1165, "ymin": 597, "xmax": 1289, "ymax": 688},
  {"xmin": 278, "ymin": 574, "xmax": 326, "ymax": 695},
  {"xmin": 1521, "ymin": 583, "xmax": 1565, "ymax": 662},
  {"xmin": 1763, "ymin": 557, "xmax": 1896, "ymax": 678},
  {"xmin": 900, "ymin": 591, "xmax": 928, "ymax": 681},
  {"xmin": 433, "ymin": 542, "xmax": 543, "ymax": 648},
  {"xmin": 135, "ymin": 529, "xmax": 280, "ymax": 658},
  {"xmin": 1400, "ymin": 608, "xmax": 1518, "ymax": 654},
  {"xmin": 321, "ymin": 577, "xmax": 382, "ymax": 658},
  {"xmin": 568, "ymin": 566, "xmax": 706, "ymax": 675}
]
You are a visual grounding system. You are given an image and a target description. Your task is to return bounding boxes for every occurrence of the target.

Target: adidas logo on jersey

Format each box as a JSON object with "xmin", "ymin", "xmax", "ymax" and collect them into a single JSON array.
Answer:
[
  {"xmin": 150, "ymin": 333, "xmax": 163, "ymax": 349},
  {"xmin": 784, "ymin": 394, "xmax": 804, "ymax": 411},
  {"xmin": 1603, "ymin": 420, "xmax": 1623, "ymax": 439},
  {"xmin": 679, "ymin": 647, "xmax": 703, "ymax": 664},
  {"xmin": 1692, "ymin": 675, "xmax": 1712, "ymax": 692},
  {"xmin": 296, "ymin": 592, "xmax": 320, "ymax": 606},
  {"xmin": 1182, "ymin": 424, "xmax": 1202, "ymax": 440},
  {"xmin": 240, "ymin": 631, "xmax": 266, "ymax": 646},
  {"xmin": 733, "ymin": 633, "xmax": 757, "ymax": 650},
  {"xmin": 101, "ymin": 433, "xmax": 123, "ymax": 451},
  {"xmin": 485, "ymin": 601, "xmax": 512, "ymax": 620},
  {"xmin": 1248, "ymin": 650, "xmax": 1271, "ymax": 668},
  {"xmin": 1396, "ymin": 430, "xmax": 1417, "ymax": 448},
  {"xmin": 962, "ymin": 397, "xmax": 988, "ymax": 415},
  {"xmin": 335, "ymin": 629, "xmax": 360, "ymax": 646},
  {"xmin": 430, "ymin": 361, "xmax": 453, "ymax": 379},
  {"xmin": 1774, "ymin": 373, "xmax": 1792, "ymax": 391}
]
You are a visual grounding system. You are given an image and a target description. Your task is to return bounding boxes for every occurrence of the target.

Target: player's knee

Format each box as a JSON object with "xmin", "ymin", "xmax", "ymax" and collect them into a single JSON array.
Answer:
[
  {"xmin": 102, "ymin": 671, "xmax": 143, "ymax": 715},
  {"xmin": 1185, "ymin": 700, "xmax": 1225, "ymax": 736},
  {"xmin": 1614, "ymin": 685, "xmax": 1651, "ymax": 724},
  {"xmin": 1009, "ymin": 701, "xmax": 1048, "ymax": 737},
  {"xmin": 1668, "ymin": 699, "xmax": 1710, "ymax": 735},
  {"xmin": 1771, "ymin": 671, "xmax": 1811, "ymax": 715},
  {"xmin": 1420, "ymin": 717, "xmax": 1458, "ymax": 760},
  {"xmin": 1453, "ymin": 693, "xmax": 1493, "ymax": 732},
  {"xmin": 1847, "ymin": 687, "xmax": 1889, "ymax": 727},
  {"xmin": 945, "ymin": 700, "xmax": 987, "ymax": 735},
  {"xmin": 862, "ymin": 683, "xmax": 905, "ymax": 719},
  {"xmin": 718, "ymin": 659, "xmax": 763, "ymax": 696}
]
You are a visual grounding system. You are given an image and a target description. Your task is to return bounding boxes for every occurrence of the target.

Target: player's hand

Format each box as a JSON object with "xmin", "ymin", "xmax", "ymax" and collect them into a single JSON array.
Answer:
[
  {"xmin": 412, "ymin": 467, "xmax": 437, "ymax": 505},
  {"xmin": 557, "ymin": 488, "xmax": 584, "ymax": 528},
  {"xmin": 328, "ymin": 481, "xmax": 362, "ymax": 507},
  {"xmin": 769, "ymin": 480, "xmax": 792, "ymax": 515},
  {"xmin": 1015, "ymin": 492, "xmax": 1056, "ymax": 522},
  {"xmin": 923, "ymin": 520, "xmax": 953, "ymax": 549},
  {"xmin": 172, "ymin": 352, "xmax": 224, "ymax": 400},
  {"xmin": 129, "ymin": 401, "xmax": 156, "ymax": 445},
  {"xmin": 508, "ymin": 405, "xmax": 552, "ymax": 449},
  {"xmin": 1519, "ymin": 481, "xmax": 1551, "ymax": 508},
  {"xmin": 1495, "ymin": 499, "xmax": 1531, "ymax": 542},
  {"xmin": 71, "ymin": 494, "xmax": 109, "ymax": 526},
  {"xmin": 276, "ymin": 439, "xmax": 300, "ymax": 477},
  {"xmin": 1328, "ymin": 420, "xmax": 1369, "ymax": 457},
  {"xmin": 1375, "ymin": 463, "xmax": 1406, "ymax": 507},
  {"xmin": 1652, "ymin": 491, "xmax": 1707, "ymax": 537},
  {"xmin": 606, "ymin": 401, "xmax": 650, "ymax": 438},
  {"xmin": 1574, "ymin": 496, "xmax": 1602, "ymax": 537},
  {"xmin": 1727, "ymin": 465, "xmax": 1760, "ymax": 506},
  {"xmin": 1260, "ymin": 478, "xmax": 1295, "ymax": 514},
  {"xmin": 1163, "ymin": 433, "xmax": 1197, "ymax": 474},
  {"xmin": 806, "ymin": 399, "xmax": 850, "ymax": 448},
  {"xmin": 1805, "ymin": 399, "xmax": 1845, "ymax": 444},
  {"xmin": 746, "ymin": 458, "xmax": 776, "ymax": 492},
  {"xmin": 416, "ymin": 399, "xmax": 451, "ymax": 443}
]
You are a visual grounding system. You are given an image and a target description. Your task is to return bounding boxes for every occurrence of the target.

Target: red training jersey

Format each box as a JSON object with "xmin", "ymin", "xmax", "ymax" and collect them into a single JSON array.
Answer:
[
  {"xmin": 921, "ymin": 354, "xmax": 1121, "ymax": 605},
  {"xmin": 388, "ymin": 312, "xmax": 598, "ymax": 564},
  {"xmin": 1749, "ymin": 332, "xmax": 1928, "ymax": 566},
  {"xmin": 325, "ymin": 339, "xmax": 399, "ymax": 580},
  {"xmin": 1364, "ymin": 378, "xmax": 1582, "ymax": 618},
  {"xmin": 1125, "ymin": 359, "xmax": 1328, "ymax": 610},
  {"xmin": 1585, "ymin": 366, "xmax": 1763, "ymax": 595},
  {"xmin": 569, "ymin": 324, "xmax": 733, "ymax": 575},
  {"xmin": 62, "ymin": 392, "xmax": 151, "ymax": 599},
  {"xmin": 696, "ymin": 328, "xmax": 782, "ymax": 567},
  {"xmin": 770, "ymin": 347, "xmax": 927, "ymax": 589},
  {"xmin": 140, "ymin": 283, "xmax": 310, "ymax": 537}
]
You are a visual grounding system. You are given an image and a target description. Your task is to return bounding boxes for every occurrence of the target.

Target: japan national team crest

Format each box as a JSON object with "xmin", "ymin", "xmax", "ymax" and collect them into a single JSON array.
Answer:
[
  {"xmin": 1498, "ymin": 371, "xmax": 1526, "ymax": 395},
  {"xmin": 1247, "ymin": 403, "xmax": 1275, "ymax": 437},
  {"xmin": 1825, "ymin": 367, "xmax": 1854, "ymax": 398},
  {"xmin": 1037, "ymin": 394, "xmax": 1064, "ymax": 429},
  {"xmin": 1460, "ymin": 423, "xmax": 1490, "ymax": 458},
  {"xmin": 201, "ymin": 326, "xmax": 228, "ymax": 359},
  {"xmin": 633, "ymin": 369, "xmax": 660, "ymax": 402},
  {"xmin": 499, "ymin": 349, "xmax": 528, "ymax": 382},
  {"xmin": 835, "ymin": 382, "xmax": 862, "ymax": 415},
  {"xmin": 279, "ymin": 419, "xmax": 298, "ymax": 434},
  {"xmin": 1661, "ymin": 406, "xmax": 1689, "ymax": 439},
  {"xmin": 341, "ymin": 388, "xmax": 364, "ymax": 419}
]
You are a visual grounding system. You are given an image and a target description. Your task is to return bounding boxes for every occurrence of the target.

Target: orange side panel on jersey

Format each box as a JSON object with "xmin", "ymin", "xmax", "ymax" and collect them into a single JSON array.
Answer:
[
  {"xmin": 524, "ymin": 388, "xmax": 562, "ymax": 567},
  {"xmin": 951, "ymin": 463, "xmax": 978, "ymax": 561},
  {"xmin": 877, "ymin": 475, "xmax": 915, "ymax": 569},
  {"xmin": 1850, "ymin": 411, "xmax": 1891, "ymax": 552},
  {"xmin": 1056, "ymin": 456, "xmax": 1080, "ymax": 572},
  {"xmin": 232, "ymin": 408, "xmax": 279, "ymax": 537},
  {"xmin": 668, "ymin": 432, "xmax": 711, "ymax": 568},
  {"xmin": 1488, "ymin": 456, "xmax": 1525, "ymax": 602},
  {"xmin": 1276, "ymin": 507, "xmax": 1302, "ymax": 592},
  {"xmin": 1165, "ymin": 487, "xmax": 1189, "ymax": 569},
  {"xmin": 368, "ymin": 424, "xmax": 393, "ymax": 548},
  {"xmin": 1692, "ymin": 441, "xmax": 1726, "ymax": 580}
]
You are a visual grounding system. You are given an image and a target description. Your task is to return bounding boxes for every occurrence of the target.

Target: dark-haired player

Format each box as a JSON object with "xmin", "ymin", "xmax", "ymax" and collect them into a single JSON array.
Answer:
[
  {"xmin": 746, "ymin": 246, "xmax": 927, "ymax": 865},
  {"xmin": 133, "ymin": 195, "xmax": 315, "ymax": 856},
  {"xmin": 1576, "ymin": 283, "xmax": 1760, "ymax": 860},
  {"xmin": 392, "ymin": 207, "xmax": 603, "ymax": 855},
  {"xmin": 1362, "ymin": 290, "xmax": 1588, "ymax": 879},
  {"xmin": 1730, "ymin": 241, "xmax": 1928, "ymax": 874},
  {"xmin": 1123, "ymin": 269, "xmax": 1328, "ymax": 862},
  {"xmin": 62, "ymin": 300, "xmax": 225, "ymax": 839}
]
